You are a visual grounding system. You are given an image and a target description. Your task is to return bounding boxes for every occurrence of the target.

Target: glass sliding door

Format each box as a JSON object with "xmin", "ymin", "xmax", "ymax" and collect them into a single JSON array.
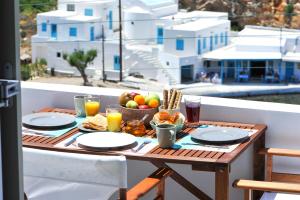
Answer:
[{"xmin": 0, "ymin": 0, "xmax": 23, "ymax": 199}]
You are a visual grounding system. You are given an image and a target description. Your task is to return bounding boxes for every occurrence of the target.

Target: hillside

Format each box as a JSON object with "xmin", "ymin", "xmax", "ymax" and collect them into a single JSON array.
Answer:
[{"xmin": 180, "ymin": 0, "xmax": 300, "ymax": 30}]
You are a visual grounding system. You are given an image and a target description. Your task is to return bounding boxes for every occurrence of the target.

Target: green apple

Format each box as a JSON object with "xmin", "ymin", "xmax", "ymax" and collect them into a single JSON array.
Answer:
[
  {"xmin": 145, "ymin": 93, "xmax": 160, "ymax": 104},
  {"xmin": 126, "ymin": 100, "xmax": 138, "ymax": 109}
]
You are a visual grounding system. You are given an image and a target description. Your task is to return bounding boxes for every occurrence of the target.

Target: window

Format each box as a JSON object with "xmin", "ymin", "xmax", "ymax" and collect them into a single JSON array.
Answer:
[
  {"xmin": 69, "ymin": 27, "xmax": 77, "ymax": 37},
  {"xmin": 220, "ymin": 32, "xmax": 224, "ymax": 43},
  {"xmin": 57, "ymin": 52, "xmax": 61, "ymax": 58},
  {"xmin": 90, "ymin": 26, "xmax": 94, "ymax": 41},
  {"xmin": 67, "ymin": 4, "xmax": 75, "ymax": 11},
  {"xmin": 166, "ymin": 61, "xmax": 170, "ymax": 66},
  {"xmin": 203, "ymin": 37, "xmax": 206, "ymax": 49},
  {"xmin": 114, "ymin": 55, "xmax": 120, "ymax": 70},
  {"xmin": 215, "ymin": 34, "xmax": 218, "ymax": 45},
  {"xmin": 176, "ymin": 39, "xmax": 184, "ymax": 51},
  {"xmin": 42, "ymin": 23, "xmax": 47, "ymax": 32},
  {"xmin": 84, "ymin": 8, "xmax": 93, "ymax": 16},
  {"xmin": 131, "ymin": 21, "xmax": 134, "ymax": 25}
]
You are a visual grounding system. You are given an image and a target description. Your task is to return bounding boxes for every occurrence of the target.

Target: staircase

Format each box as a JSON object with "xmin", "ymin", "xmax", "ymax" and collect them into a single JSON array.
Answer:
[{"xmin": 124, "ymin": 46, "xmax": 178, "ymax": 85}]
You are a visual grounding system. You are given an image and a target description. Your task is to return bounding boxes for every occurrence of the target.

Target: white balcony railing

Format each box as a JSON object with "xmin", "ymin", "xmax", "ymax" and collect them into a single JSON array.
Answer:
[{"xmin": 21, "ymin": 81, "xmax": 300, "ymax": 200}]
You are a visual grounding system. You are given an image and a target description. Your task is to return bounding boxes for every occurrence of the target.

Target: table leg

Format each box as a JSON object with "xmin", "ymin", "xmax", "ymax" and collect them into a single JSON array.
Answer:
[
  {"xmin": 215, "ymin": 166, "xmax": 229, "ymax": 200},
  {"xmin": 253, "ymin": 132, "xmax": 265, "ymax": 199},
  {"xmin": 151, "ymin": 161, "xmax": 213, "ymax": 200}
]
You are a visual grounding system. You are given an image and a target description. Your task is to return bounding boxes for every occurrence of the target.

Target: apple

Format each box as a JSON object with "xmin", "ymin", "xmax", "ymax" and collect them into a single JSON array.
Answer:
[
  {"xmin": 145, "ymin": 93, "xmax": 160, "ymax": 104},
  {"xmin": 119, "ymin": 92, "xmax": 133, "ymax": 106},
  {"xmin": 126, "ymin": 100, "xmax": 138, "ymax": 109},
  {"xmin": 138, "ymin": 105, "xmax": 150, "ymax": 109},
  {"xmin": 130, "ymin": 92, "xmax": 140, "ymax": 99}
]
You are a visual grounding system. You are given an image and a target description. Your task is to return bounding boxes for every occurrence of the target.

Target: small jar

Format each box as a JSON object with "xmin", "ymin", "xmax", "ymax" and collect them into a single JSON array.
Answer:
[{"xmin": 125, "ymin": 120, "xmax": 146, "ymax": 137}]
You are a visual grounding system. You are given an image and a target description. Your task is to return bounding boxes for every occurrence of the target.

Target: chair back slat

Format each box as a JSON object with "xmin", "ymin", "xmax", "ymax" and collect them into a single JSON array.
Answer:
[{"xmin": 272, "ymin": 172, "xmax": 300, "ymax": 184}]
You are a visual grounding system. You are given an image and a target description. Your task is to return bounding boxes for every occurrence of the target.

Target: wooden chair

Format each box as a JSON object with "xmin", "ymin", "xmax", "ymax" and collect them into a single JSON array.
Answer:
[
  {"xmin": 125, "ymin": 167, "xmax": 173, "ymax": 200},
  {"xmin": 233, "ymin": 148, "xmax": 300, "ymax": 200}
]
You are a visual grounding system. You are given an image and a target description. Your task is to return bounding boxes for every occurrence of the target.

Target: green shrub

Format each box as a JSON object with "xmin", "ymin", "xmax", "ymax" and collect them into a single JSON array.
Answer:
[{"xmin": 21, "ymin": 64, "xmax": 32, "ymax": 81}]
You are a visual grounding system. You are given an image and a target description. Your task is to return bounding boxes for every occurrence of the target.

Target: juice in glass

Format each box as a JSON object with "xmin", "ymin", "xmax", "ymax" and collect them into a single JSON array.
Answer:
[
  {"xmin": 84, "ymin": 96, "xmax": 100, "ymax": 116},
  {"xmin": 185, "ymin": 97, "xmax": 201, "ymax": 123},
  {"xmin": 106, "ymin": 106, "xmax": 122, "ymax": 132}
]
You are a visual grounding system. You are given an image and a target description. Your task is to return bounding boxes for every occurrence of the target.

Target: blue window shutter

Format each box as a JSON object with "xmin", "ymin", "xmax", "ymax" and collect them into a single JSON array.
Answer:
[
  {"xmin": 84, "ymin": 9, "xmax": 93, "ymax": 16},
  {"xmin": 42, "ymin": 23, "xmax": 47, "ymax": 32},
  {"xmin": 90, "ymin": 27, "xmax": 94, "ymax": 41},
  {"xmin": 114, "ymin": 55, "xmax": 120, "ymax": 70},
  {"xmin": 215, "ymin": 34, "xmax": 218, "ymax": 45},
  {"xmin": 69, "ymin": 27, "xmax": 77, "ymax": 37},
  {"xmin": 220, "ymin": 33, "xmax": 224, "ymax": 43},
  {"xmin": 197, "ymin": 39, "xmax": 201, "ymax": 55},
  {"xmin": 51, "ymin": 24, "xmax": 57, "ymax": 38},
  {"xmin": 210, "ymin": 35, "xmax": 213, "ymax": 51},
  {"xmin": 203, "ymin": 37, "xmax": 206, "ymax": 49},
  {"xmin": 176, "ymin": 39, "xmax": 184, "ymax": 51},
  {"xmin": 108, "ymin": 10, "xmax": 113, "ymax": 30},
  {"xmin": 225, "ymin": 32, "xmax": 228, "ymax": 45},
  {"xmin": 157, "ymin": 27, "xmax": 164, "ymax": 44}
]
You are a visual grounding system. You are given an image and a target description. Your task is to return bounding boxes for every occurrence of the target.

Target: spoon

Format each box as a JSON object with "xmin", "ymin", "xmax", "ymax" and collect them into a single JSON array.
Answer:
[
  {"xmin": 133, "ymin": 139, "xmax": 152, "ymax": 153},
  {"xmin": 140, "ymin": 114, "xmax": 149, "ymax": 123}
]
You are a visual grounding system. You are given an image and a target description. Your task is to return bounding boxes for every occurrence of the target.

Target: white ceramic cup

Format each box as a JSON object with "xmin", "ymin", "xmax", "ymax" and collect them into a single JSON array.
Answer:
[{"xmin": 156, "ymin": 124, "xmax": 176, "ymax": 148}]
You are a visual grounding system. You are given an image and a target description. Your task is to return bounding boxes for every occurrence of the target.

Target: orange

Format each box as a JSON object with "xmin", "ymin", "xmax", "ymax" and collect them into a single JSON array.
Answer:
[
  {"xmin": 134, "ymin": 95, "xmax": 145, "ymax": 105},
  {"xmin": 148, "ymin": 99, "xmax": 159, "ymax": 108}
]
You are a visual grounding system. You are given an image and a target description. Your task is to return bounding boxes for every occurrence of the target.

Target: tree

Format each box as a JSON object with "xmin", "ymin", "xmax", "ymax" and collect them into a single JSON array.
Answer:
[
  {"xmin": 284, "ymin": 3, "xmax": 294, "ymax": 27},
  {"xmin": 63, "ymin": 49, "xmax": 97, "ymax": 86}
]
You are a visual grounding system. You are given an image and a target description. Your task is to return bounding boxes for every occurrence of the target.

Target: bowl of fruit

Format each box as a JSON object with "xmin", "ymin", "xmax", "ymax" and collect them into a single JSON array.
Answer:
[{"xmin": 119, "ymin": 91, "xmax": 160, "ymax": 126}]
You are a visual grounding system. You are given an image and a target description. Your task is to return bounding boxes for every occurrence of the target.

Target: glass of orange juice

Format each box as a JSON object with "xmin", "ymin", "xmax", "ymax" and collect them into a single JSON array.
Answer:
[
  {"xmin": 106, "ymin": 105, "xmax": 122, "ymax": 132},
  {"xmin": 84, "ymin": 96, "xmax": 100, "ymax": 117}
]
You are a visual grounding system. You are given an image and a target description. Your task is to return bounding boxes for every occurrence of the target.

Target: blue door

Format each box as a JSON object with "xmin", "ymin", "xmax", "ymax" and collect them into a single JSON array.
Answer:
[
  {"xmin": 90, "ymin": 27, "xmax": 95, "ymax": 41},
  {"xmin": 108, "ymin": 10, "xmax": 113, "ymax": 30},
  {"xmin": 157, "ymin": 27, "xmax": 163, "ymax": 44},
  {"xmin": 114, "ymin": 55, "xmax": 120, "ymax": 70},
  {"xmin": 286, "ymin": 62, "xmax": 294, "ymax": 81},
  {"xmin": 51, "ymin": 24, "xmax": 57, "ymax": 39},
  {"xmin": 210, "ymin": 35, "xmax": 213, "ymax": 51}
]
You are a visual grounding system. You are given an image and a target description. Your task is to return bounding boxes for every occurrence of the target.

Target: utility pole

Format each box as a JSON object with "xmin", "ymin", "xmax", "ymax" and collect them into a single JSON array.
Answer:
[
  {"xmin": 102, "ymin": 24, "xmax": 106, "ymax": 82},
  {"xmin": 118, "ymin": 0, "xmax": 123, "ymax": 82}
]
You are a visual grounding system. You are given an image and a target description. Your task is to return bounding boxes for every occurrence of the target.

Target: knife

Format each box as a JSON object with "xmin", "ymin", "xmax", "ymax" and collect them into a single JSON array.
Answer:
[{"xmin": 64, "ymin": 133, "xmax": 84, "ymax": 147}]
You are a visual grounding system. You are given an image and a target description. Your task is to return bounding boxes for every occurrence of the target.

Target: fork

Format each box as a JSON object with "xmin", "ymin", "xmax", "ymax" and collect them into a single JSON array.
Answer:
[{"xmin": 181, "ymin": 142, "xmax": 230, "ymax": 149}]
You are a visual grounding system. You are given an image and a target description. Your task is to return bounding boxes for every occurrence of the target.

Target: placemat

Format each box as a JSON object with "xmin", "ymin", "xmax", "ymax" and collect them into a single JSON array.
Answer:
[
  {"xmin": 54, "ymin": 134, "xmax": 158, "ymax": 155},
  {"xmin": 22, "ymin": 117, "xmax": 86, "ymax": 137}
]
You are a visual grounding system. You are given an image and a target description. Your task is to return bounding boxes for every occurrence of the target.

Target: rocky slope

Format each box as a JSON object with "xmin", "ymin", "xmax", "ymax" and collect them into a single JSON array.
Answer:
[{"xmin": 179, "ymin": 0, "xmax": 300, "ymax": 29}]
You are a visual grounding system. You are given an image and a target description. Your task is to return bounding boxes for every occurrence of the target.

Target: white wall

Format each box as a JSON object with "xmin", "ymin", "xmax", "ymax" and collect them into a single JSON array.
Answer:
[{"xmin": 21, "ymin": 82, "xmax": 300, "ymax": 199}]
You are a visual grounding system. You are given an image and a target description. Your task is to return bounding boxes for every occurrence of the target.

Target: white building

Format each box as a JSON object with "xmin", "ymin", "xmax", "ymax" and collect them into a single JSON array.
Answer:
[
  {"xmin": 31, "ymin": 0, "xmax": 230, "ymax": 84},
  {"xmin": 202, "ymin": 26, "xmax": 300, "ymax": 83}
]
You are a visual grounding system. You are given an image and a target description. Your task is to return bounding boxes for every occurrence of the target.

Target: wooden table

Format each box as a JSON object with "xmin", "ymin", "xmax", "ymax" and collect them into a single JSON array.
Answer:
[{"xmin": 22, "ymin": 108, "xmax": 267, "ymax": 200}]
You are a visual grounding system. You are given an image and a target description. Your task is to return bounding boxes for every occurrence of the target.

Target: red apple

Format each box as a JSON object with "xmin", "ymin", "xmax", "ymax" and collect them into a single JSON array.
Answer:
[
  {"xmin": 130, "ymin": 92, "xmax": 140, "ymax": 99},
  {"xmin": 138, "ymin": 105, "xmax": 150, "ymax": 109}
]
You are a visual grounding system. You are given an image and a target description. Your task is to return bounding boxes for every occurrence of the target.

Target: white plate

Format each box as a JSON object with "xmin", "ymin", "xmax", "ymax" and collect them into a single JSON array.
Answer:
[
  {"xmin": 22, "ymin": 112, "xmax": 76, "ymax": 129},
  {"xmin": 77, "ymin": 132, "xmax": 137, "ymax": 150},
  {"xmin": 191, "ymin": 127, "xmax": 249, "ymax": 144}
]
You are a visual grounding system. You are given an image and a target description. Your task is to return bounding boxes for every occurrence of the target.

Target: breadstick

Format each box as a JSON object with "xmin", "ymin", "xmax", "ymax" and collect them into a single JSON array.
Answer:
[
  {"xmin": 163, "ymin": 89, "xmax": 168, "ymax": 109},
  {"xmin": 173, "ymin": 91, "xmax": 181, "ymax": 109},
  {"xmin": 175, "ymin": 92, "xmax": 183, "ymax": 109},
  {"xmin": 168, "ymin": 89, "xmax": 174, "ymax": 104},
  {"xmin": 168, "ymin": 89, "xmax": 177, "ymax": 109}
]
